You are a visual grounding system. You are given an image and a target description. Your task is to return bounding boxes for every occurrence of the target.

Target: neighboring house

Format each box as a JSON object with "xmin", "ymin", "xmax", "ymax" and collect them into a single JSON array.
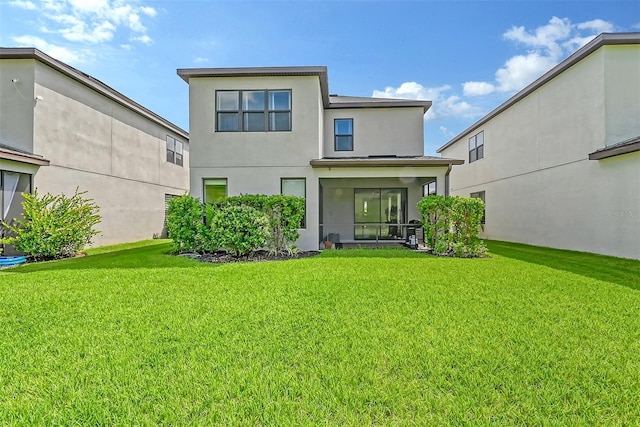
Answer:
[
  {"xmin": 0, "ymin": 48, "xmax": 189, "ymax": 249},
  {"xmin": 438, "ymin": 33, "xmax": 640, "ymax": 260},
  {"xmin": 177, "ymin": 66, "xmax": 463, "ymax": 251}
]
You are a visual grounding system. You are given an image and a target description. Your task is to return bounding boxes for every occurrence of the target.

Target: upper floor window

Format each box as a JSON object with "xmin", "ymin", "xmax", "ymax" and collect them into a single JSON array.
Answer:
[
  {"xmin": 166, "ymin": 136, "xmax": 183, "ymax": 166},
  {"xmin": 335, "ymin": 118, "xmax": 353, "ymax": 151},
  {"xmin": 216, "ymin": 90, "xmax": 291, "ymax": 132},
  {"xmin": 469, "ymin": 131, "xmax": 484, "ymax": 163}
]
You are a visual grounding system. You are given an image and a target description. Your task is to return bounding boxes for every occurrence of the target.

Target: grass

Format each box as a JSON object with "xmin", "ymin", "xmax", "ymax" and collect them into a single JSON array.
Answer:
[{"xmin": 1, "ymin": 240, "xmax": 639, "ymax": 425}]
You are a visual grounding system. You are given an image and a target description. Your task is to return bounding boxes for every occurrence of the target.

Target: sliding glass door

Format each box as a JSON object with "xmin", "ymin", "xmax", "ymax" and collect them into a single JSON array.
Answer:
[{"xmin": 354, "ymin": 188, "xmax": 406, "ymax": 240}]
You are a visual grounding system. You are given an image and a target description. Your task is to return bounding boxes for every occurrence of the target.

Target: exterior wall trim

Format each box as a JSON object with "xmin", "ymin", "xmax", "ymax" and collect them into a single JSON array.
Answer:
[
  {"xmin": 0, "ymin": 146, "xmax": 50, "ymax": 166},
  {"xmin": 589, "ymin": 137, "xmax": 640, "ymax": 160},
  {"xmin": 310, "ymin": 157, "xmax": 463, "ymax": 167}
]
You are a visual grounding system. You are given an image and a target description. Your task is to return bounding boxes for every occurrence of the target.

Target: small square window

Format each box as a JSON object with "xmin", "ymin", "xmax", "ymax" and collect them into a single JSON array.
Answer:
[
  {"xmin": 204, "ymin": 178, "xmax": 227, "ymax": 204},
  {"xmin": 217, "ymin": 91, "xmax": 239, "ymax": 110},
  {"xmin": 244, "ymin": 112, "xmax": 266, "ymax": 131},
  {"xmin": 242, "ymin": 91, "xmax": 265, "ymax": 111}
]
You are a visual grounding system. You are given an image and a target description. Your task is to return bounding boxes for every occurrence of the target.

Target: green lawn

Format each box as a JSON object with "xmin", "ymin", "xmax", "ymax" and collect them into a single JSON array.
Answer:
[{"xmin": 1, "ymin": 240, "xmax": 639, "ymax": 425}]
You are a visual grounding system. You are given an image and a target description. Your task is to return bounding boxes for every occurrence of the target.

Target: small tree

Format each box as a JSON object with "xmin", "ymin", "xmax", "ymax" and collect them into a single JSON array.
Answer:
[{"xmin": 1, "ymin": 188, "xmax": 101, "ymax": 260}]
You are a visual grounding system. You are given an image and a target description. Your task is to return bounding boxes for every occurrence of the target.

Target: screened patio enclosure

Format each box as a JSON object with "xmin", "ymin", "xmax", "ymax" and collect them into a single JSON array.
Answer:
[{"xmin": 318, "ymin": 177, "xmax": 436, "ymax": 243}]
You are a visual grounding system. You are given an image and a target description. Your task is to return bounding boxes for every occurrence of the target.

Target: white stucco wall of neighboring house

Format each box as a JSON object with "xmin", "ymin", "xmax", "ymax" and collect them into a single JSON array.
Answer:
[
  {"xmin": 440, "ymin": 40, "xmax": 640, "ymax": 259},
  {"xmin": 323, "ymin": 107, "xmax": 425, "ymax": 158},
  {"xmin": 0, "ymin": 59, "xmax": 35, "ymax": 153},
  {"xmin": 1, "ymin": 55, "xmax": 190, "ymax": 247}
]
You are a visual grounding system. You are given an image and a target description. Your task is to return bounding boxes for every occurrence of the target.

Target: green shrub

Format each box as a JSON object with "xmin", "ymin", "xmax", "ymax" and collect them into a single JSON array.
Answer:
[
  {"xmin": 417, "ymin": 195, "xmax": 452, "ymax": 251},
  {"xmin": 166, "ymin": 195, "xmax": 214, "ymax": 253},
  {"xmin": 222, "ymin": 194, "xmax": 304, "ymax": 255},
  {"xmin": 0, "ymin": 188, "xmax": 101, "ymax": 260},
  {"xmin": 417, "ymin": 195, "xmax": 486, "ymax": 257},
  {"xmin": 210, "ymin": 204, "xmax": 270, "ymax": 256}
]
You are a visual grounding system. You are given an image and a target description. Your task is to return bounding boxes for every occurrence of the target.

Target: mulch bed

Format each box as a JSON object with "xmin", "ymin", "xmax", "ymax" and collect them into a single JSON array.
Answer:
[{"xmin": 179, "ymin": 250, "xmax": 321, "ymax": 264}]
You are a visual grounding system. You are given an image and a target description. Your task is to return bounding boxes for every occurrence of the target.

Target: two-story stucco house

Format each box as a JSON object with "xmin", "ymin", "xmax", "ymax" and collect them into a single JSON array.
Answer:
[
  {"xmin": 0, "ymin": 48, "xmax": 190, "ymax": 248},
  {"xmin": 177, "ymin": 66, "xmax": 463, "ymax": 251},
  {"xmin": 438, "ymin": 33, "xmax": 640, "ymax": 260}
]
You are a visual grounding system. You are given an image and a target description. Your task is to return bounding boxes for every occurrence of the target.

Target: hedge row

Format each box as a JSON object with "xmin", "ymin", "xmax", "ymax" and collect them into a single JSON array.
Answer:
[{"xmin": 166, "ymin": 194, "xmax": 304, "ymax": 256}]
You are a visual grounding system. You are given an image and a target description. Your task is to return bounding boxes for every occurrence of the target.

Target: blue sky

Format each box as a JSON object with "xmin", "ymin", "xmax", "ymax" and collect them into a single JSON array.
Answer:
[{"xmin": 1, "ymin": 0, "xmax": 639, "ymax": 154}]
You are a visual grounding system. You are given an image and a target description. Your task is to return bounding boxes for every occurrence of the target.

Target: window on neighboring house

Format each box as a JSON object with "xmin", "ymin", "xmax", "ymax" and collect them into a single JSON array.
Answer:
[
  {"xmin": 470, "ymin": 190, "xmax": 486, "ymax": 224},
  {"xmin": 335, "ymin": 118, "xmax": 353, "ymax": 151},
  {"xmin": 423, "ymin": 180, "xmax": 437, "ymax": 196},
  {"xmin": 469, "ymin": 131, "xmax": 484, "ymax": 163},
  {"xmin": 281, "ymin": 178, "xmax": 306, "ymax": 228},
  {"xmin": 166, "ymin": 136, "xmax": 184, "ymax": 166},
  {"xmin": 204, "ymin": 178, "xmax": 227, "ymax": 204},
  {"xmin": 216, "ymin": 90, "xmax": 291, "ymax": 132},
  {"xmin": 1, "ymin": 170, "xmax": 31, "ymax": 223}
]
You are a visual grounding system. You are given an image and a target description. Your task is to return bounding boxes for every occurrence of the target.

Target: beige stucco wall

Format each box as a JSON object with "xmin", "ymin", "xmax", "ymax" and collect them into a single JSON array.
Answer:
[
  {"xmin": 323, "ymin": 107, "xmax": 425, "ymax": 157},
  {"xmin": 0, "ymin": 59, "xmax": 35, "ymax": 153},
  {"xmin": 26, "ymin": 61, "xmax": 189, "ymax": 246},
  {"xmin": 191, "ymin": 165, "xmax": 320, "ymax": 250},
  {"xmin": 442, "ymin": 45, "xmax": 640, "ymax": 259},
  {"xmin": 188, "ymin": 75, "xmax": 323, "ymax": 169}
]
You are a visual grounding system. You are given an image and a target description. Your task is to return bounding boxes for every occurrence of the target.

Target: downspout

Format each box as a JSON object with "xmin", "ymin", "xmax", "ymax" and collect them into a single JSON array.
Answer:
[{"xmin": 444, "ymin": 164, "xmax": 452, "ymax": 197}]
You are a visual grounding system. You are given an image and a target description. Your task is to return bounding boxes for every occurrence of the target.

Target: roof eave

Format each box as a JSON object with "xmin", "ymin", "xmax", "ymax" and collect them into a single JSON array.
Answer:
[
  {"xmin": 177, "ymin": 66, "xmax": 331, "ymax": 107},
  {"xmin": 0, "ymin": 147, "xmax": 50, "ymax": 166},
  {"xmin": 328, "ymin": 100, "xmax": 432, "ymax": 113},
  {"xmin": 589, "ymin": 138, "xmax": 640, "ymax": 160},
  {"xmin": 310, "ymin": 158, "xmax": 463, "ymax": 168}
]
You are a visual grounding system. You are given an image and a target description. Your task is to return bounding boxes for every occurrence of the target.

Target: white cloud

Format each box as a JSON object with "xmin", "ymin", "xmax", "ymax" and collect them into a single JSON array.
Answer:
[
  {"xmin": 8, "ymin": 0, "xmax": 37, "ymax": 10},
  {"xmin": 7, "ymin": 0, "xmax": 156, "ymax": 46},
  {"xmin": 373, "ymin": 82, "xmax": 483, "ymax": 121},
  {"xmin": 140, "ymin": 6, "xmax": 156, "ymax": 17},
  {"xmin": 131, "ymin": 34, "xmax": 152, "ymax": 45},
  {"xmin": 439, "ymin": 126, "xmax": 455, "ymax": 138},
  {"xmin": 465, "ymin": 16, "xmax": 614, "ymax": 96},
  {"xmin": 194, "ymin": 57, "xmax": 209, "ymax": 64},
  {"xmin": 12, "ymin": 35, "xmax": 81, "ymax": 63},
  {"xmin": 576, "ymin": 19, "xmax": 615, "ymax": 34},
  {"xmin": 462, "ymin": 81, "xmax": 495, "ymax": 97}
]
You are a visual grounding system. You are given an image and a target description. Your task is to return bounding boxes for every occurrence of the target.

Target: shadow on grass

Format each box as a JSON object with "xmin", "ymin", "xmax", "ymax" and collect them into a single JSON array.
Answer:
[
  {"xmin": 318, "ymin": 247, "xmax": 437, "ymax": 259},
  {"xmin": 486, "ymin": 240, "xmax": 640, "ymax": 291},
  {"xmin": 1, "ymin": 242, "xmax": 213, "ymax": 273}
]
